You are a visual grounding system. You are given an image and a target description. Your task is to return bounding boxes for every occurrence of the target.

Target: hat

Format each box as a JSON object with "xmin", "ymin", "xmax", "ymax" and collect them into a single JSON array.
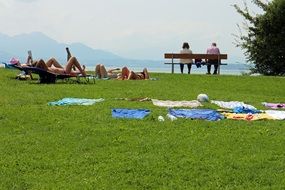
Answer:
[{"xmin": 9, "ymin": 57, "xmax": 20, "ymax": 65}]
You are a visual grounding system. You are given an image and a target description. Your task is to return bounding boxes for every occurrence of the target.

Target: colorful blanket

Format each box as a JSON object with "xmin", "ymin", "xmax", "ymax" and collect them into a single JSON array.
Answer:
[
  {"xmin": 262, "ymin": 102, "xmax": 285, "ymax": 109},
  {"xmin": 48, "ymin": 98, "xmax": 104, "ymax": 106},
  {"xmin": 222, "ymin": 113, "xmax": 273, "ymax": 121},
  {"xmin": 112, "ymin": 108, "xmax": 150, "ymax": 119}
]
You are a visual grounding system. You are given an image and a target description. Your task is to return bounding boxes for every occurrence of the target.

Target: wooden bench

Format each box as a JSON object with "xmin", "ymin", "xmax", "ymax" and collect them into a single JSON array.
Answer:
[{"xmin": 164, "ymin": 53, "xmax": 228, "ymax": 74}]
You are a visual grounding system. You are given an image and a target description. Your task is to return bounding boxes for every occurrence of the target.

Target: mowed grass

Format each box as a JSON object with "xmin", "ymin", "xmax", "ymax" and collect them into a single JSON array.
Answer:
[{"xmin": 0, "ymin": 68, "xmax": 285, "ymax": 189}]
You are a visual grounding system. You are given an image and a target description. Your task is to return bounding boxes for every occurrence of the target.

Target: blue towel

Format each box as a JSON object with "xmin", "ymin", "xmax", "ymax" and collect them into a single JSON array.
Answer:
[
  {"xmin": 48, "ymin": 98, "xmax": 104, "ymax": 106},
  {"xmin": 233, "ymin": 106, "xmax": 261, "ymax": 114},
  {"xmin": 112, "ymin": 108, "xmax": 150, "ymax": 119},
  {"xmin": 169, "ymin": 108, "xmax": 224, "ymax": 121}
]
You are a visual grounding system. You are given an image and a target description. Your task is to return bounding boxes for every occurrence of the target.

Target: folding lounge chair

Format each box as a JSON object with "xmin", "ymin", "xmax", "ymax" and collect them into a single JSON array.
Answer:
[
  {"xmin": 1, "ymin": 62, "xmax": 16, "ymax": 69},
  {"xmin": 1, "ymin": 62, "xmax": 34, "ymax": 79},
  {"xmin": 2, "ymin": 62, "xmax": 28, "ymax": 71},
  {"xmin": 21, "ymin": 66, "xmax": 95, "ymax": 84}
]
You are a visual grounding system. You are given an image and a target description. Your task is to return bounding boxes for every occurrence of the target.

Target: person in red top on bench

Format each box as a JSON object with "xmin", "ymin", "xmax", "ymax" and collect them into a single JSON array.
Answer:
[{"xmin": 206, "ymin": 42, "xmax": 220, "ymax": 75}]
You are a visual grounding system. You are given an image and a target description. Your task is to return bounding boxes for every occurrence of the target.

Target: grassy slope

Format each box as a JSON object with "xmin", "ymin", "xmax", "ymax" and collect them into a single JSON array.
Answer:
[{"xmin": 0, "ymin": 68, "xmax": 285, "ymax": 189}]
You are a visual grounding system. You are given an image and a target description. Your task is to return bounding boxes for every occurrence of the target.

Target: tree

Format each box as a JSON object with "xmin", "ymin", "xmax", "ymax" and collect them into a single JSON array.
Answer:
[{"xmin": 234, "ymin": 0, "xmax": 285, "ymax": 75}]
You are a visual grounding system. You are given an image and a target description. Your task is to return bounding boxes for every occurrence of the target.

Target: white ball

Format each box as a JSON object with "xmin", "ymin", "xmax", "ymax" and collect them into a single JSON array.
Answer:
[
  {"xmin": 158, "ymin": 115, "xmax": 165, "ymax": 122},
  {"xmin": 197, "ymin": 94, "xmax": 209, "ymax": 102}
]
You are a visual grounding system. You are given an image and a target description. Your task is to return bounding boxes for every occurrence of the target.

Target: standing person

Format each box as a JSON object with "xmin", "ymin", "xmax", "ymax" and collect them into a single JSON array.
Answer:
[
  {"xmin": 180, "ymin": 42, "xmax": 193, "ymax": 74},
  {"xmin": 206, "ymin": 42, "xmax": 220, "ymax": 75}
]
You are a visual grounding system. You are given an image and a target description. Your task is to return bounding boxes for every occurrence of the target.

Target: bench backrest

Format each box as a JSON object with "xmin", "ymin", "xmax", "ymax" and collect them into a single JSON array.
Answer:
[{"xmin": 164, "ymin": 53, "xmax": 227, "ymax": 60}]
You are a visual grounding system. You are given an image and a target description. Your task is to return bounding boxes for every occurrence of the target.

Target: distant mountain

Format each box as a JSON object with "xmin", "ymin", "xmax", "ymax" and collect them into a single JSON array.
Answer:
[{"xmin": 0, "ymin": 32, "xmax": 125, "ymax": 66}]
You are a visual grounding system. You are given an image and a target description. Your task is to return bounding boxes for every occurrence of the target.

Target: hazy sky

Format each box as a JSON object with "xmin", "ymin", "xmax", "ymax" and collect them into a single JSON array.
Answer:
[{"xmin": 0, "ymin": 0, "xmax": 263, "ymax": 61}]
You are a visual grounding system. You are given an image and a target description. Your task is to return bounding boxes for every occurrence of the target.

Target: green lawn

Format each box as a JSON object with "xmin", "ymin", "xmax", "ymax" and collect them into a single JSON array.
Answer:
[{"xmin": 0, "ymin": 68, "xmax": 285, "ymax": 189}]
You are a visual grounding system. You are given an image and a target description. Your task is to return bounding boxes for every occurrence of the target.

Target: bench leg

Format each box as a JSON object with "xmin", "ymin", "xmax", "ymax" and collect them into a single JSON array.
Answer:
[{"xmin": 171, "ymin": 63, "xmax": 174, "ymax": 74}]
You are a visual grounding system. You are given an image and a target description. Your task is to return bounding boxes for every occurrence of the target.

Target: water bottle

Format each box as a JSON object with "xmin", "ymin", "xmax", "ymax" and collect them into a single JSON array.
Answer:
[{"xmin": 158, "ymin": 116, "xmax": 165, "ymax": 122}]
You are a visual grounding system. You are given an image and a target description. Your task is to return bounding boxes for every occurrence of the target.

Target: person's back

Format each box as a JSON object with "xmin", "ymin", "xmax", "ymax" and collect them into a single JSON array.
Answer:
[
  {"xmin": 179, "ymin": 42, "xmax": 193, "ymax": 74},
  {"xmin": 207, "ymin": 43, "xmax": 220, "ymax": 55},
  {"xmin": 206, "ymin": 42, "xmax": 220, "ymax": 74},
  {"xmin": 180, "ymin": 48, "xmax": 193, "ymax": 63}
]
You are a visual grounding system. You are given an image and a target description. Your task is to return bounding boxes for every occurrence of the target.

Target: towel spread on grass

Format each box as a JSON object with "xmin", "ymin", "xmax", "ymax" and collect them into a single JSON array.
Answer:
[
  {"xmin": 211, "ymin": 100, "xmax": 257, "ymax": 110},
  {"xmin": 48, "ymin": 98, "xmax": 104, "ymax": 106},
  {"xmin": 168, "ymin": 109, "xmax": 224, "ymax": 121},
  {"xmin": 262, "ymin": 102, "xmax": 285, "ymax": 109},
  {"xmin": 112, "ymin": 108, "xmax": 150, "ymax": 119},
  {"xmin": 265, "ymin": 110, "xmax": 285, "ymax": 120},
  {"xmin": 222, "ymin": 113, "xmax": 273, "ymax": 121},
  {"xmin": 116, "ymin": 97, "xmax": 151, "ymax": 102},
  {"xmin": 152, "ymin": 99, "xmax": 202, "ymax": 108},
  {"xmin": 232, "ymin": 106, "xmax": 261, "ymax": 114}
]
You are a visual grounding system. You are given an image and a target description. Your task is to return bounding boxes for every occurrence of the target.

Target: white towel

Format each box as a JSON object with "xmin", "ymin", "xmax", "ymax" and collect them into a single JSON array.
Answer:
[
  {"xmin": 211, "ymin": 100, "xmax": 256, "ymax": 110},
  {"xmin": 152, "ymin": 99, "xmax": 202, "ymax": 108}
]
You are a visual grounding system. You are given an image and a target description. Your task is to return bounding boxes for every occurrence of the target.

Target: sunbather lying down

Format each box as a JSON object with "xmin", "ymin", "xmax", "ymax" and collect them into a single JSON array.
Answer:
[
  {"xmin": 36, "ymin": 57, "xmax": 86, "ymax": 76},
  {"xmin": 95, "ymin": 64, "xmax": 149, "ymax": 80},
  {"xmin": 20, "ymin": 57, "xmax": 86, "ymax": 76}
]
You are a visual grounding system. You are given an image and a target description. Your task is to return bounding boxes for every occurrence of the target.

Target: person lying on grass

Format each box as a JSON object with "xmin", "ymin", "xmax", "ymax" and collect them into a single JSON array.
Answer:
[{"xmin": 95, "ymin": 64, "xmax": 149, "ymax": 80}]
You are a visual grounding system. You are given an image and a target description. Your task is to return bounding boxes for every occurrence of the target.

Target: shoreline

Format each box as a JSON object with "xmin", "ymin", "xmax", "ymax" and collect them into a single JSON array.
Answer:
[
  {"xmin": 86, "ymin": 64, "xmax": 249, "ymax": 76},
  {"xmin": 0, "ymin": 62, "xmax": 250, "ymax": 76}
]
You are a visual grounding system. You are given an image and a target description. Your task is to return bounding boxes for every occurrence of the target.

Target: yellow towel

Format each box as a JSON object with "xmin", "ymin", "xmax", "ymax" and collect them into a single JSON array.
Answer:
[{"xmin": 222, "ymin": 113, "xmax": 274, "ymax": 121}]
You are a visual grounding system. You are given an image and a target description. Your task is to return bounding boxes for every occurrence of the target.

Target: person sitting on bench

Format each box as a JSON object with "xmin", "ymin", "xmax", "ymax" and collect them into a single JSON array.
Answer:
[
  {"xmin": 180, "ymin": 42, "xmax": 193, "ymax": 74},
  {"xmin": 206, "ymin": 42, "xmax": 220, "ymax": 75}
]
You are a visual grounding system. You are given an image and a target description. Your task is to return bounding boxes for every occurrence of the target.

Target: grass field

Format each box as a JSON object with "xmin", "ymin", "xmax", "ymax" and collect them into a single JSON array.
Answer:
[{"xmin": 0, "ymin": 68, "xmax": 285, "ymax": 189}]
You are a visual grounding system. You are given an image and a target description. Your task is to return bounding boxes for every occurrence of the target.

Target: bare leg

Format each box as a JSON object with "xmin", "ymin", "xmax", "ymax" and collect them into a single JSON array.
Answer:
[
  {"xmin": 99, "ymin": 64, "xmax": 108, "ymax": 78},
  {"xmin": 35, "ymin": 59, "xmax": 49, "ymax": 71},
  {"xmin": 143, "ymin": 68, "xmax": 149, "ymax": 79},
  {"xmin": 121, "ymin": 67, "xmax": 130, "ymax": 80},
  {"xmin": 95, "ymin": 64, "xmax": 108, "ymax": 78},
  {"xmin": 65, "ymin": 57, "xmax": 86, "ymax": 76},
  {"xmin": 107, "ymin": 68, "xmax": 120, "ymax": 73},
  {"xmin": 95, "ymin": 64, "xmax": 101, "ymax": 78},
  {"xmin": 26, "ymin": 56, "xmax": 32, "ymax": 65},
  {"xmin": 46, "ymin": 58, "xmax": 63, "ymax": 68},
  {"xmin": 128, "ymin": 71, "xmax": 139, "ymax": 80}
]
